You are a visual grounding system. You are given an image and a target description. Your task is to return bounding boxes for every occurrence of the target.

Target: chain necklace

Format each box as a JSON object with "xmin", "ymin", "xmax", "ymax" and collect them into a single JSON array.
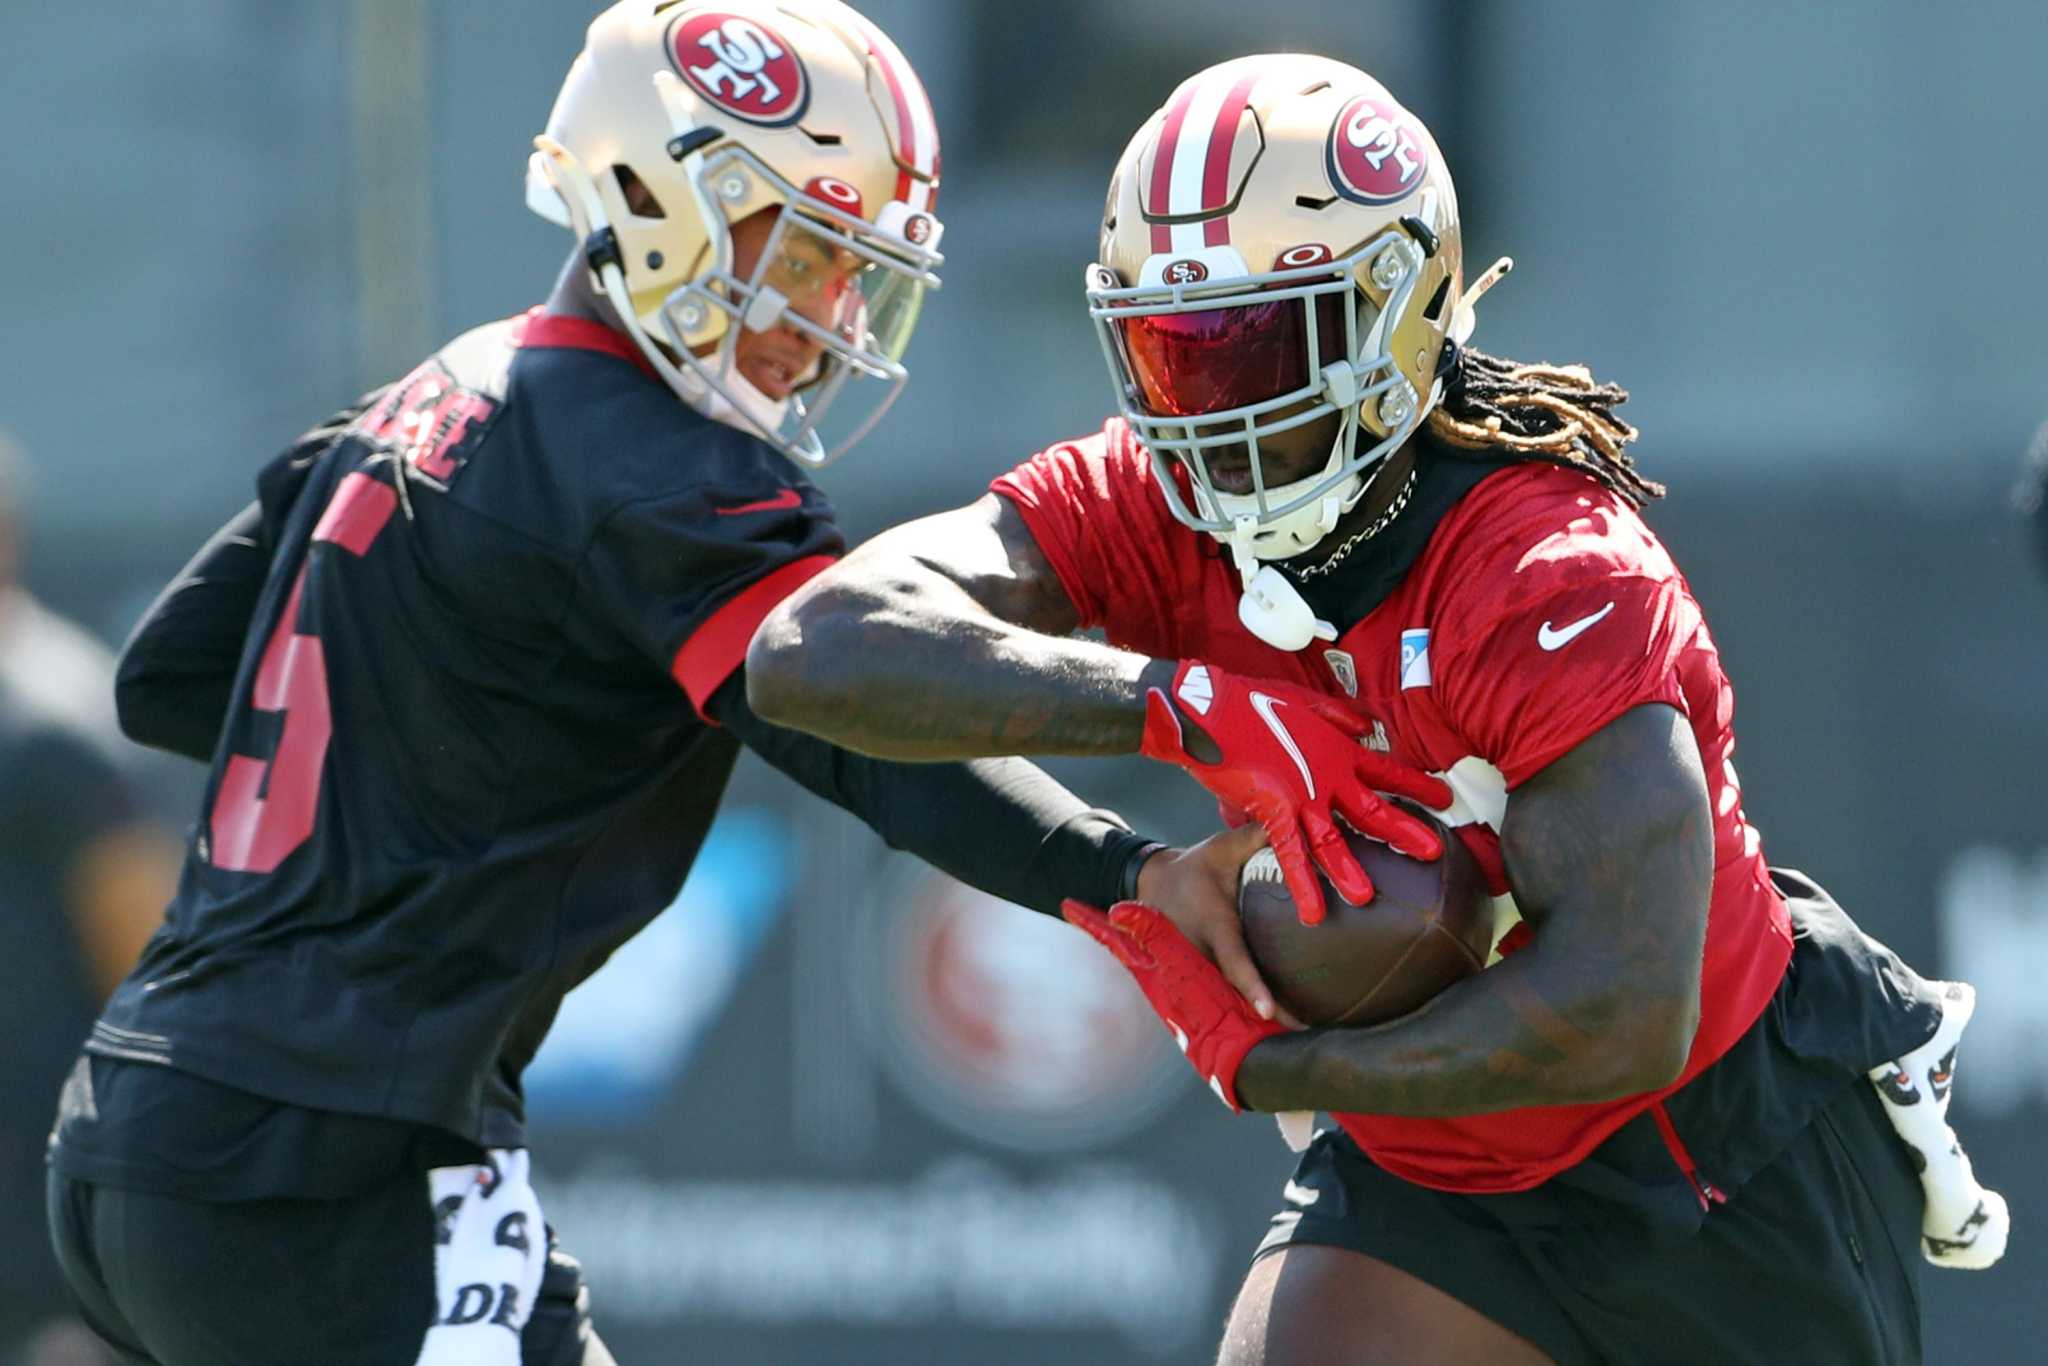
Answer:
[{"xmin": 1292, "ymin": 464, "xmax": 1418, "ymax": 579}]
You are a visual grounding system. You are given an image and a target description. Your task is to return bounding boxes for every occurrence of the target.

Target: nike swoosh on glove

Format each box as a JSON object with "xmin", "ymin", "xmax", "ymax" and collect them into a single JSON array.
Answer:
[
  {"xmin": 1065, "ymin": 898, "xmax": 1284, "ymax": 1111},
  {"xmin": 1140, "ymin": 660, "xmax": 1454, "ymax": 923}
]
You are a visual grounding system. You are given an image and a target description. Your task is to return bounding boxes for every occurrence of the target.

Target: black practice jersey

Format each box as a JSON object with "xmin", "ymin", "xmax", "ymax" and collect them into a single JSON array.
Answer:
[{"xmin": 87, "ymin": 312, "xmax": 843, "ymax": 1148}]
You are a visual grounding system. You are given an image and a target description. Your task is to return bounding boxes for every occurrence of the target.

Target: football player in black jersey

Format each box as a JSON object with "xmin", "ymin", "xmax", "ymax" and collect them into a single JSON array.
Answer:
[{"xmin": 41, "ymin": 6, "xmax": 1413, "ymax": 1364}]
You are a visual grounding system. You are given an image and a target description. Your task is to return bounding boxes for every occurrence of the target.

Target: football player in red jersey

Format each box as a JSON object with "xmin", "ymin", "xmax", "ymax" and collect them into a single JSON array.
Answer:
[{"xmin": 749, "ymin": 54, "xmax": 2007, "ymax": 1365}]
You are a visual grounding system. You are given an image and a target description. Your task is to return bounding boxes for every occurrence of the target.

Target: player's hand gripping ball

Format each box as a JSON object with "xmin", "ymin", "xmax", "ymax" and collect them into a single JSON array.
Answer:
[
  {"xmin": 1140, "ymin": 660, "xmax": 1453, "ymax": 924},
  {"xmin": 1237, "ymin": 809, "xmax": 1494, "ymax": 1026},
  {"xmin": 1063, "ymin": 898, "xmax": 1284, "ymax": 1112}
]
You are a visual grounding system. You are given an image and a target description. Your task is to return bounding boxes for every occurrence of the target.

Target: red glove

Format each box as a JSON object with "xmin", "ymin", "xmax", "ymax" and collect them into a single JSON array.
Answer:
[
  {"xmin": 1064, "ymin": 898, "xmax": 1283, "ymax": 1111},
  {"xmin": 1140, "ymin": 660, "xmax": 1453, "ymax": 924}
]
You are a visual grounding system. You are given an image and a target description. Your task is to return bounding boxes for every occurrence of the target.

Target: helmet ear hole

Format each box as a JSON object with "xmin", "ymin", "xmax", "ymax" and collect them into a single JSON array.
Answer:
[
  {"xmin": 612, "ymin": 164, "xmax": 666, "ymax": 220},
  {"xmin": 1422, "ymin": 276, "xmax": 1450, "ymax": 323}
]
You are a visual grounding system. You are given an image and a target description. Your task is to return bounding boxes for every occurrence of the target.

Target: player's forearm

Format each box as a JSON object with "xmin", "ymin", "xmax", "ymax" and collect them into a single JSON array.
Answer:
[
  {"xmin": 1237, "ymin": 704, "xmax": 1713, "ymax": 1117},
  {"xmin": 1234, "ymin": 945, "xmax": 1695, "ymax": 1116},
  {"xmin": 747, "ymin": 567, "xmax": 1170, "ymax": 760}
]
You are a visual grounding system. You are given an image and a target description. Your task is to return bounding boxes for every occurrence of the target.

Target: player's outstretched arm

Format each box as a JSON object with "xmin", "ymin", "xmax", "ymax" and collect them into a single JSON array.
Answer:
[
  {"xmin": 114, "ymin": 499, "xmax": 274, "ymax": 761},
  {"xmin": 747, "ymin": 493, "xmax": 1451, "ymax": 921},
  {"xmin": 1232, "ymin": 703, "xmax": 1713, "ymax": 1116},
  {"xmin": 745, "ymin": 493, "xmax": 1449, "ymax": 929},
  {"xmin": 747, "ymin": 492, "xmax": 1168, "ymax": 759},
  {"xmin": 115, "ymin": 396, "xmax": 376, "ymax": 762},
  {"xmin": 714, "ymin": 670, "xmax": 1288, "ymax": 1020}
]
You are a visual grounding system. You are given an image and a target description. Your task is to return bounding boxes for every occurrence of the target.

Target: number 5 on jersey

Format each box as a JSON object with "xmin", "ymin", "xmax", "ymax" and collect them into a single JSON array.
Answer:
[{"xmin": 209, "ymin": 472, "xmax": 396, "ymax": 873}]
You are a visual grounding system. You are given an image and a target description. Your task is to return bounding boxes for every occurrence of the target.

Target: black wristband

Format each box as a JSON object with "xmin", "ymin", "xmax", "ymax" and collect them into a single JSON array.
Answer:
[{"xmin": 1118, "ymin": 840, "xmax": 1169, "ymax": 903}]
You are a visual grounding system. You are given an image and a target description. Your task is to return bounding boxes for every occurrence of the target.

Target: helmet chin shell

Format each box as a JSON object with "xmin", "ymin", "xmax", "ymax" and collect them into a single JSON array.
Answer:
[{"xmin": 1196, "ymin": 449, "xmax": 1363, "ymax": 562}]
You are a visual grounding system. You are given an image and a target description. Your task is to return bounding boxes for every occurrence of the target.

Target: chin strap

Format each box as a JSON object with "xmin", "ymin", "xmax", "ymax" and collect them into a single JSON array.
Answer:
[
  {"xmin": 1233, "ymin": 543, "xmax": 1337, "ymax": 652},
  {"xmin": 1462, "ymin": 256, "xmax": 1515, "ymax": 314},
  {"xmin": 1450, "ymin": 256, "xmax": 1514, "ymax": 347},
  {"xmin": 1220, "ymin": 444, "xmax": 1403, "ymax": 654},
  {"xmin": 691, "ymin": 366, "xmax": 792, "ymax": 440}
]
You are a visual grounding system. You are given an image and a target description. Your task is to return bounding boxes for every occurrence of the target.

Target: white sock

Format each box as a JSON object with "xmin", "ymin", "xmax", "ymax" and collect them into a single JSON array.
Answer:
[{"xmin": 1867, "ymin": 981, "xmax": 2009, "ymax": 1269}]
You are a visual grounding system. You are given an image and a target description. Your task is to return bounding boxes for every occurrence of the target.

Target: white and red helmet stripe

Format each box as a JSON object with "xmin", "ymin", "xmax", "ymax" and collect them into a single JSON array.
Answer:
[
  {"xmin": 1146, "ymin": 67, "xmax": 1262, "ymax": 255},
  {"xmin": 842, "ymin": 12, "xmax": 940, "ymax": 211}
]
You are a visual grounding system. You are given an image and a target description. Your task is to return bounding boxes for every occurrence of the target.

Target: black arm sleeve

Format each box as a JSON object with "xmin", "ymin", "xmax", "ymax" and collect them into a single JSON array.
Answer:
[
  {"xmin": 113, "ymin": 500, "xmax": 270, "ymax": 762},
  {"xmin": 113, "ymin": 396, "xmax": 381, "ymax": 763},
  {"xmin": 708, "ymin": 672, "xmax": 1153, "ymax": 917}
]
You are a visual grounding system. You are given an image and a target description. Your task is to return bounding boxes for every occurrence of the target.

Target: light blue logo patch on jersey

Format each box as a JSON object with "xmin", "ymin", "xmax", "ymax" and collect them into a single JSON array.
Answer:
[{"xmin": 1399, "ymin": 628, "xmax": 1432, "ymax": 690}]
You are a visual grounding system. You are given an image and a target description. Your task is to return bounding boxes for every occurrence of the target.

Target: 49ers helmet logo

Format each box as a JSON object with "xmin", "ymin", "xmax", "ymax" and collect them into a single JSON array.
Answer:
[
  {"xmin": 1325, "ymin": 94, "xmax": 1429, "ymax": 205},
  {"xmin": 1162, "ymin": 258, "xmax": 1209, "ymax": 285},
  {"xmin": 669, "ymin": 12, "xmax": 810, "ymax": 126}
]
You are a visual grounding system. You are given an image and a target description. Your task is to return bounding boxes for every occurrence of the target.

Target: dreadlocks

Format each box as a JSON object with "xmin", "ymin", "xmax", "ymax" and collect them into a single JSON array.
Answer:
[{"xmin": 1426, "ymin": 344, "xmax": 1664, "ymax": 507}]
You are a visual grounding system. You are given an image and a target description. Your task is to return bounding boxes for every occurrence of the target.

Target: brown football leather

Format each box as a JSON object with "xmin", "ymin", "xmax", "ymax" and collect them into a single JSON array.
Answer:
[{"xmin": 1238, "ymin": 812, "xmax": 1493, "ymax": 1026}]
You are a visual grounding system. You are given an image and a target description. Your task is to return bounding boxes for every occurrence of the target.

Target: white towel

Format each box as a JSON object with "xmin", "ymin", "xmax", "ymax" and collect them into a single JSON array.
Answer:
[
  {"xmin": 414, "ymin": 1148, "xmax": 547, "ymax": 1365},
  {"xmin": 1868, "ymin": 981, "xmax": 2009, "ymax": 1269},
  {"xmin": 1275, "ymin": 1110, "xmax": 1316, "ymax": 1152}
]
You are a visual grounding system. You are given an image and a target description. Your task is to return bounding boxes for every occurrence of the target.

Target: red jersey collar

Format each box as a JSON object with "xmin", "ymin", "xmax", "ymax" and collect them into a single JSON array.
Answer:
[{"xmin": 513, "ymin": 307, "xmax": 659, "ymax": 381}]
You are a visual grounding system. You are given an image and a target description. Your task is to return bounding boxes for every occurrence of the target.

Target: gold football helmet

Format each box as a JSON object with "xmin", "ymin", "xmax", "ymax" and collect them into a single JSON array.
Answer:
[
  {"xmin": 1090, "ymin": 55, "xmax": 1487, "ymax": 574},
  {"xmin": 527, "ymin": 0, "xmax": 943, "ymax": 465}
]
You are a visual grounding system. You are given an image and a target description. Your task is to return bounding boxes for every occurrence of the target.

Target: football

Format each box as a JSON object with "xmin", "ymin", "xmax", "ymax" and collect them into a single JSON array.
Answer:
[{"xmin": 1237, "ymin": 813, "xmax": 1495, "ymax": 1027}]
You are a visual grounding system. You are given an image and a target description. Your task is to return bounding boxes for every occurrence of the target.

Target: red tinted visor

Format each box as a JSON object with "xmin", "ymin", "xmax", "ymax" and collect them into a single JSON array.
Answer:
[{"xmin": 1117, "ymin": 293, "xmax": 1346, "ymax": 419}]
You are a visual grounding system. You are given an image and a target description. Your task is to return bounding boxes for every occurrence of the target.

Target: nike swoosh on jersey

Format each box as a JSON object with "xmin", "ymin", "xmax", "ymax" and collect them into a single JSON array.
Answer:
[
  {"xmin": 715, "ymin": 487, "xmax": 802, "ymax": 516},
  {"xmin": 1536, "ymin": 601, "xmax": 1615, "ymax": 651},
  {"xmin": 1248, "ymin": 691, "xmax": 1316, "ymax": 799}
]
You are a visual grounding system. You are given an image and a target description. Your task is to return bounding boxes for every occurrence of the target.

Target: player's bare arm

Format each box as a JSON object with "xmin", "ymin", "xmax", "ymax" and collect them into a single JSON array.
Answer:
[
  {"xmin": 748, "ymin": 491, "xmax": 1174, "ymax": 760},
  {"xmin": 749, "ymin": 489, "xmax": 1438, "ymax": 1014},
  {"xmin": 1232, "ymin": 703, "xmax": 1713, "ymax": 1116},
  {"xmin": 751, "ymin": 491, "xmax": 1452, "ymax": 926},
  {"xmin": 750, "ymin": 492, "xmax": 1310, "ymax": 1015}
]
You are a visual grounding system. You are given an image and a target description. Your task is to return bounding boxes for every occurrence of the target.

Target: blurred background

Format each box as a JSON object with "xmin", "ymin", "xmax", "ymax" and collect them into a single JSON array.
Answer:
[{"xmin": 2, "ymin": 2, "xmax": 2044, "ymax": 1362}]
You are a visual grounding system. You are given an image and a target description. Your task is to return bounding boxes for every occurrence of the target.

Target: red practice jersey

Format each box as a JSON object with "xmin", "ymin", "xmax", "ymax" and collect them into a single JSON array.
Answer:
[{"xmin": 993, "ymin": 418, "xmax": 1794, "ymax": 1193}]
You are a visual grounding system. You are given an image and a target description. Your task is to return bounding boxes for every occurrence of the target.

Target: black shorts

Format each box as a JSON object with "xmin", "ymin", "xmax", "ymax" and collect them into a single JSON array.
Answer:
[
  {"xmin": 1256, "ymin": 1079, "xmax": 1924, "ymax": 1366},
  {"xmin": 45, "ymin": 1166, "xmax": 614, "ymax": 1366}
]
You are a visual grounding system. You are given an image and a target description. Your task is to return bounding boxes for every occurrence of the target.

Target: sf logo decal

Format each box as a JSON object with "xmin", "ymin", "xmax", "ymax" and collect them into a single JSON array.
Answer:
[
  {"xmin": 1345, "ymin": 104, "xmax": 1421, "ymax": 183},
  {"xmin": 1327, "ymin": 94, "xmax": 1430, "ymax": 205},
  {"xmin": 671, "ymin": 13, "xmax": 810, "ymax": 124}
]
